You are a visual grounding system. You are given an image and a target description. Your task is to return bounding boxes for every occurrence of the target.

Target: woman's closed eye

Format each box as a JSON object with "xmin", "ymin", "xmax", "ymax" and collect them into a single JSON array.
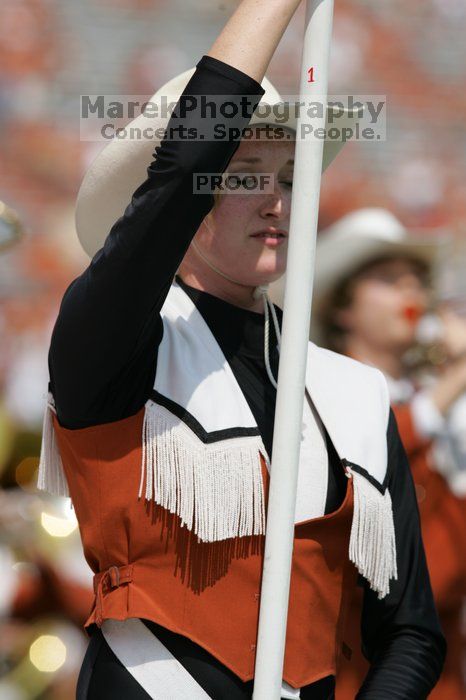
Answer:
[
  {"xmin": 279, "ymin": 179, "xmax": 293, "ymax": 189},
  {"xmin": 224, "ymin": 174, "xmax": 262, "ymax": 189}
]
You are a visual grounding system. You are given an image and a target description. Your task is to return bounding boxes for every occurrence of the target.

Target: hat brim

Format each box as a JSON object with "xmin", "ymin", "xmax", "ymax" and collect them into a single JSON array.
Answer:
[
  {"xmin": 76, "ymin": 91, "xmax": 364, "ymax": 259},
  {"xmin": 312, "ymin": 235, "xmax": 443, "ymax": 312},
  {"xmin": 249, "ymin": 102, "xmax": 364, "ymax": 173}
]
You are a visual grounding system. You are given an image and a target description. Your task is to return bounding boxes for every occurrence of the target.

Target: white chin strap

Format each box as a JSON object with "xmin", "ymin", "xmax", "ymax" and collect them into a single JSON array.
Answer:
[{"xmin": 190, "ymin": 240, "xmax": 281, "ymax": 388}]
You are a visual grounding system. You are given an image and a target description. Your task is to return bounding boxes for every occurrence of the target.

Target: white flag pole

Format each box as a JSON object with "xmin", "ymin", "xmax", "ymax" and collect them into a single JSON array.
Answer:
[{"xmin": 252, "ymin": 1, "xmax": 335, "ymax": 698}]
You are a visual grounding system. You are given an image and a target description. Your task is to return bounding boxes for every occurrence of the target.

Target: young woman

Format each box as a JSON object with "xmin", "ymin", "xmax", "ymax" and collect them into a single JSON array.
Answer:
[{"xmin": 38, "ymin": 4, "xmax": 445, "ymax": 699}]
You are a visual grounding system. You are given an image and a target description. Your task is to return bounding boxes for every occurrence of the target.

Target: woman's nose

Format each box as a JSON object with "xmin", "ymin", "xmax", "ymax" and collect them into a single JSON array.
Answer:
[{"xmin": 259, "ymin": 190, "xmax": 287, "ymax": 219}]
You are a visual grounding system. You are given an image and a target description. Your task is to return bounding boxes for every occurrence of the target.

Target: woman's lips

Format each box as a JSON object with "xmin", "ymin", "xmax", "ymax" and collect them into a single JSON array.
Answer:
[{"xmin": 250, "ymin": 229, "xmax": 288, "ymax": 247}]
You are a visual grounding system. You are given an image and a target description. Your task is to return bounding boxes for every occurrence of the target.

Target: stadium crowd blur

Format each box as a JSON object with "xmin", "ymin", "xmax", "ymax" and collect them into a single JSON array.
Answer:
[{"xmin": 1, "ymin": 0, "xmax": 465, "ymax": 697}]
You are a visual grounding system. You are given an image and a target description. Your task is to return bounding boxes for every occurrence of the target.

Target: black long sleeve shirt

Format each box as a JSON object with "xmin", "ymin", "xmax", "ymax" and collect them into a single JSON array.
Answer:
[{"xmin": 49, "ymin": 55, "xmax": 446, "ymax": 698}]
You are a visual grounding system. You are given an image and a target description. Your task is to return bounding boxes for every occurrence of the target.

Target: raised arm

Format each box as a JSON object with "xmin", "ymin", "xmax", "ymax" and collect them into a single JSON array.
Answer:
[
  {"xmin": 356, "ymin": 409, "xmax": 446, "ymax": 699},
  {"xmin": 49, "ymin": 0, "xmax": 302, "ymax": 429},
  {"xmin": 207, "ymin": 0, "xmax": 302, "ymax": 81}
]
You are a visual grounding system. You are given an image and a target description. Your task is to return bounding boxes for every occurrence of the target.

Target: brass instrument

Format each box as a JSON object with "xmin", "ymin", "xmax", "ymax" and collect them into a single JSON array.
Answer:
[
  {"xmin": 0, "ymin": 201, "xmax": 24, "ymax": 252},
  {"xmin": 404, "ymin": 297, "xmax": 466, "ymax": 370}
]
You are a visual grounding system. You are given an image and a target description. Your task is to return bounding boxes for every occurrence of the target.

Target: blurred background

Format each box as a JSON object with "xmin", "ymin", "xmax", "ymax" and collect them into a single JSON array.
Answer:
[{"xmin": 0, "ymin": 0, "xmax": 465, "ymax": 698}]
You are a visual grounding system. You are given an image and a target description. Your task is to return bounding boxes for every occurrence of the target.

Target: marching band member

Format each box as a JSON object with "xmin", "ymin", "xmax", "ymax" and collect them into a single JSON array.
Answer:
[
  {"xmin": 38, "ymin": 4, "xmax": 445, "ymax": 699},
  {"xmin": 304, "ymin": 208, "xmax": 465, "ymax": 700}
]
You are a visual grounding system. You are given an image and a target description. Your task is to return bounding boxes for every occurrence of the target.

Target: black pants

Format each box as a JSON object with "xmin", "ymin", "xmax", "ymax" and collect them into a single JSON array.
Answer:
[{"xmin": 76, "ymin": 621, "xmax": 335, "ymax": 700}]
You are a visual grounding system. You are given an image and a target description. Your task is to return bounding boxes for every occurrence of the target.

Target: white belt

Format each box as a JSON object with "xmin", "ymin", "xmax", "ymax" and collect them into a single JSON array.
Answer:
[{"xmin": 101, "ymin": 618, "xmax": 301, "ymax": 699}]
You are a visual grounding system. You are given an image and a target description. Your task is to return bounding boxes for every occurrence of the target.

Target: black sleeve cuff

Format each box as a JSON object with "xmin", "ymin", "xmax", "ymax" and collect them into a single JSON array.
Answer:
[{"xmin": 196, "ymin": 55, "xmax": 266, "ymax": 97}]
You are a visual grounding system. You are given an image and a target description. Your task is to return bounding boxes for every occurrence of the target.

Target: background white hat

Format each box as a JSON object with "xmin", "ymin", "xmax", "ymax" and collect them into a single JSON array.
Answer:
[
  {"xmin": 76, "ymin": 67, "xmax": 364, "ymax": 258},
  {"xmin": 311, "ymin": 207, "xmax": 443, "ymax": 310}
]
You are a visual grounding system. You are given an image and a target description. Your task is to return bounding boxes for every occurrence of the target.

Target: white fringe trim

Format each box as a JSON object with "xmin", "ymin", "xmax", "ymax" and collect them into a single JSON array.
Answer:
[
  {"xmin": 37, "ymin": 391, "xmax": 69, "ymax": 497},
  {"xmin": 139, "ymin": 400, "xmax": 267, "ymax": 543},
  {"xmin": 346, "ymin": 467, "xmax": 398, "ymax": 599}
]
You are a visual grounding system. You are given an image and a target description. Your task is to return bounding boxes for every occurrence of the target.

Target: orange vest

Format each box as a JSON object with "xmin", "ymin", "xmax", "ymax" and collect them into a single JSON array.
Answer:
[{"xmin": 53, "ymin": 406, "xmax": 358, "ymax": 688}]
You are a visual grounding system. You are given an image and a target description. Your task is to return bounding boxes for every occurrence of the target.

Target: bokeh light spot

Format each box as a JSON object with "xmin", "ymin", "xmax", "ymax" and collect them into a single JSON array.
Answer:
[
  {"xmin": 29, "ymin": 635, "xmax": 67, "ymax": 673},
  {"xmin": 40, "ymin": 510, "xmax": 78, "ymax": 537}
]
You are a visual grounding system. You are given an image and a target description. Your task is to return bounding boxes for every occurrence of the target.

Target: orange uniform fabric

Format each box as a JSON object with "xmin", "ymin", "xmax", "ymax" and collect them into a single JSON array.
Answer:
[
  {"xmin": 336, "ymin": 402, "xmax": 466, "ymax": 700},
  {"xmin": 52, "ymin": 406, "xmax": 358, "ymax": 688},
  {"xmin": 11, "ymin": 558, "xmax": 94, "ymax": 628}
]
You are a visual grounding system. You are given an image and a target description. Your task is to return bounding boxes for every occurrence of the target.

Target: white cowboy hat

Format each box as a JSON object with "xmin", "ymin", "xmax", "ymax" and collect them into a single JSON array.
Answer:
[
  {"xmin": 311, "ymin": 207, "xmax": 444, "ymax": 309},
  {"xmin": 268, "ymin": 207, "xmax": 446, "ymax": 338},
  {"xmin": 76, "ymin": 67, "xmax": 364, "ymax": 258}
]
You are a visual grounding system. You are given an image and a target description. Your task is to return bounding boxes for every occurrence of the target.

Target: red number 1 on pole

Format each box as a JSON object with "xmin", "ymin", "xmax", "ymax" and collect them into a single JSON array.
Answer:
[{"xmin": 307, "ymin": 67, "xmax": 315, "ymax": 82}]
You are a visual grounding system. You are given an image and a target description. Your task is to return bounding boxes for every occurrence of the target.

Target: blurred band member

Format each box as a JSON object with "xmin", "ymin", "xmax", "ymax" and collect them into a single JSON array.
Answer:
[{"xmin": 310, "ymin": 208, "xmax": 466, "ymax": 700}]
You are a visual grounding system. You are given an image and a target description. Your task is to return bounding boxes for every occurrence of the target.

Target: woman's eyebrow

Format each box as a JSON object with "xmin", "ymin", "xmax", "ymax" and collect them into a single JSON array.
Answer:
[
  {"xmin": 231, "ymin": 157, "xmax": 262, "ymax": 164},
  {"xmin": 232, "ymin": 158, "xmax": 295, "ymax": 165}
]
